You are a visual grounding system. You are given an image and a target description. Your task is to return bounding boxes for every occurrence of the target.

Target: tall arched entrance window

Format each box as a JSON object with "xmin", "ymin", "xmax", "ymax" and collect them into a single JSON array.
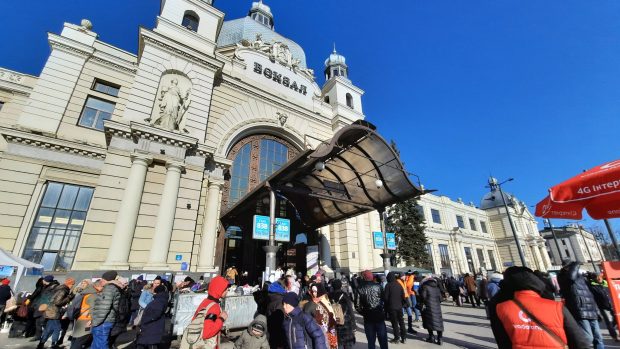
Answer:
[{"xmin": 219, "ymin": 134, "xmax": 301, "ymax": 279}]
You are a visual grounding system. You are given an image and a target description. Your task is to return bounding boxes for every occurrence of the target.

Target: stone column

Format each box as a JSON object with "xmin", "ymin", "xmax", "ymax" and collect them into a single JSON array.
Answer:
[
  {"xmin": 320, "ymin": 226, "xmax": 332, "ymax": 269},
  {"xmin": 102, "ymin": 153, "xmax": 152, "ymax": 270},
  {"xmin": 356, "ymin": 215, "xmax": 369, "ymax": 271},
  {"xmin": 530, "ymin": 243, "xmax": 543, "ymax": 271},
  {"xmin": 144, "ymin": 161, "xmax": 184, "ymax": 270},
  {"xmin": 197, "ymin": 180, "xmax": 223, "ymax": 272}
]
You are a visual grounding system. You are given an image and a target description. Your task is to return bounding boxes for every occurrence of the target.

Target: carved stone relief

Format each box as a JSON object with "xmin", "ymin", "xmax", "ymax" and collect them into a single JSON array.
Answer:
[{"xmin": 146, "ymin": 72, "xmax": 192, "ymax": 133}]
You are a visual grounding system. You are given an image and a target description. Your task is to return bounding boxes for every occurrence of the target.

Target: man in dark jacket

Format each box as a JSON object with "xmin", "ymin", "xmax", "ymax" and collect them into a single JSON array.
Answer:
[
  {"xmin": 588, "ymin": 272, "xmax": 617, "ymax": 342},
  {"xmin": 91, "ymin": 270, "xmax": 122, "ymax": 349},
  {"xmin": 490, "ymin": 266, "xmax": 590, "ymax": 349},
  {"xmin": 384, "ymin": 272, "xmax": 407, "ymax": 344},
  {"xmin": 266, "ymin": 281, "xmax": 286, "ymax": 349},
  {"xmin": 0, "ymin": 278, "xmax": 12, "ymax": 328},
  {"xmin": 282, "ymin": 292, "xmax": 326, "ymax": 349},
  {"xmin": 558, "ymin": 262, "xmax": 603, "ymax": 349},
  {"xmin": 28, "ymin": 276, "xmax": 55, "ymax": 341},
  {"xmin": 358, "ymin": 270, "xmax": 388, "ymax": 349}
]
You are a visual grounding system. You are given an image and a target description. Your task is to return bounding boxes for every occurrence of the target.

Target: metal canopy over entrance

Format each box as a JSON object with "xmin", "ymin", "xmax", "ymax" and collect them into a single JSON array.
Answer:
[{"xmin": 220, "ymin": 120, "xmax": 425, "ymax": 230}]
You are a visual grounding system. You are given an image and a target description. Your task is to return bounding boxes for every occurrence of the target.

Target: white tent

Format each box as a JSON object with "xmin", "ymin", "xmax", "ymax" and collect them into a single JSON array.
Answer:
[{"xmin": 0, "ymin": 248, "xmax": 43, "ymax": 287}]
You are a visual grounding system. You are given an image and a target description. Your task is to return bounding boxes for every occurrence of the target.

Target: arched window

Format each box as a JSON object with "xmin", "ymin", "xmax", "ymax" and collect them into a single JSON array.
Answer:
[
  {"xmin": 182, "ymin": 11, "xmax": 199, "ymax": 32},
  {"xmin": 346, "ymin": 93, "xmax": 354, "ymax": 108},
  {"xmin": 224, "ymin": 135, "xmax": 299, "ymax": 207}
]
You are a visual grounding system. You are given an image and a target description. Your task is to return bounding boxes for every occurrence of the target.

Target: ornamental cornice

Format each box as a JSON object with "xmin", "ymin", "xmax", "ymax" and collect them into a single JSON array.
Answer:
[
  {"xmin": 141, "ymin": 30, "xmax": 223, "ymax": 72},
  {"xmin": 104, "ymin": 120, "xmax": 199, "ymax": 149},
  {"xmin": 48, "ymin": 34, "xmax": 94, "ymax": 58},
  {"xmin": 90, "ymin": 53, "xmax": 137, "ymax": 74},
  {"xmin": 213, "ymin": 155, "xmax": 233, "ymax": 170},
  {"xmin": 0, "ymin": 127, "xmax": 106, "ymax": 159},
  {"xmin": 196, "ymin": 144, "xmax": 215, "ymax": 158}
]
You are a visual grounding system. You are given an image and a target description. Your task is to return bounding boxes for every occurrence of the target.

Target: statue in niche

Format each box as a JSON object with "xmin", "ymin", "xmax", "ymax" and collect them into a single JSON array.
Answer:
[{"xmin": 150, "ymin": 78, "xmax": 191, "ymax": 132}]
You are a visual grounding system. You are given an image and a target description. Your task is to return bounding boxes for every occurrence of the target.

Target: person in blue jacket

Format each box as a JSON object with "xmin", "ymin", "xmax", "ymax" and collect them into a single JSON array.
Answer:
[{"xmin": 282, "ymin": 292, "xmax": 326, "ymax": 349}]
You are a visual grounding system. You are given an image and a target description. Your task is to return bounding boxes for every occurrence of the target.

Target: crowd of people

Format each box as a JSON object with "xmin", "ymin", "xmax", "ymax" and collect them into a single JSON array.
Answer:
[{"xmin": 0, "ymin": 260, "xmax": 616, "ymax": 349}]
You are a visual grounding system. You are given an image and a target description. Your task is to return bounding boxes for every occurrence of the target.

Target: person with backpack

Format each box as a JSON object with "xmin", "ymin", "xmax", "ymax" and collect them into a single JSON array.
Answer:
[
  {"xmin": 37, "ymin": 277, "xmax": 74, "ymax": 349},
  {"xmin": 68, "ymin": 280, "xmax": 102, "ymax": 349},
  {"xmin": 136, "ymin": 285, "xmax": 168, "ymax": 349},
  {"xmin": 329, "ymin": 279, "xmax": 355, "ymax": 349},
  {"xmin": 181, "ymin": 276, "xmax": 229, "ymax": 349},
  {"xmin": 282, "ymin": 292, "xmax": 327, "ymax": 349}
]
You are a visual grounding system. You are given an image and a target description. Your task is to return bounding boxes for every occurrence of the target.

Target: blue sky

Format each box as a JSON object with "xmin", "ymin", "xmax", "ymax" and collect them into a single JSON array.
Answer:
[{"xmin": 1, "ymin": 1, "xmax": 619, "ymax": 232}]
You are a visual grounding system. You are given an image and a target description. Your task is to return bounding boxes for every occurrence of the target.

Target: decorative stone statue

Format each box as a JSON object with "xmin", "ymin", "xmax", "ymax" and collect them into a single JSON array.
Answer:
[{"xmin": 151, "ymin": 78, "xmax": 191, "ymax": 132}]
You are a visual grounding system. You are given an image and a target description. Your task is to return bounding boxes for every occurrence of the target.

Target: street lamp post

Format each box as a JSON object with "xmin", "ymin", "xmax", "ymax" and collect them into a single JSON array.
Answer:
[
  {"xmin": 491, "ymin": 177, "xmax": 528, "ymax": 267},
  {"xmin": 378, "ymin": 208, "xmax": 392, "ymax": 272},
  {"xmin": 545, "ymin": 218, "xmax": 563, "ymax": 266},
  {"xmin": 263, "ymin": 186, "xmax": 279, "ymax": 281}
]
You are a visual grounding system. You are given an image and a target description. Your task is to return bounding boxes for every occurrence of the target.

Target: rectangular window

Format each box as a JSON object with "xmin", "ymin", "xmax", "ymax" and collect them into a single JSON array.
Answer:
[
  {"xmin": 92, "ymin": 79, "xmax": 120, "ymax": 97},
  {"xmin": 0, "ymin": 101, "xmax": 4, "ymax": 111},
  {"xmin": 562, "ymin": 239, "xmax": 567, "ymax": 246},
  {"xmin": 480, "ymin": 221, "xmax": 488, "ymax": 234},
  {"xmin": 469, "ymin": 218, "xmax": 477, "ymax": 231},
  {"xmin": 439, "ymin": 244, "xmax": 450, "ymax": 268},
  {"xmin": 565, "ymin": 249, "xmax": 570, "ymax": 257},
  {"xmin": 464, "ymin": 247, "xmax": 475, "ymax": 272},
  {"xmin": 456, "ymin": 215, "xmax": 465, "ymax": 229},
  {"xmin": 416, "ymin": 205, "xmax": 425, "ymax": 220},
  {"xmin": 425, "ymin": 243, "xmax": 434, "ymax": 270},
  {"xmin": 476, "ymin": 248, "xmax": 486, "ymax": 269},
  {"xmin": 431, "ymin": 209, "xmax": 441, "ymax": 224},
  {"xmin": 78, "ymin": 96, "xmax": 115, "ymax": 130},
  {"xmin": 22, "ymin": 182, "xmax": 94, "ymax": 272},
  {"xmin": 488, "ymin": 250, "xmax": 498, "ymax": 271}
]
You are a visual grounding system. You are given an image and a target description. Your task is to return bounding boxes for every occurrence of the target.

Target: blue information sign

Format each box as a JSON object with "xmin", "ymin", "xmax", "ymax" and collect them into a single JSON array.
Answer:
[
  {"xmin": 253, "ymin": 215, "xmax": 271, "ymax": 240},
  {"xmin": 180, "ymin": 262, "xmax": 188, "ymax": 271},
  {"xmin": 275, "ymin": 218, "xmax": 291, "ymax": 242},
  {"xmin": 372, "ymin": 232, "xmax": 384, "ymax": 249},
  {"xmin": 175, "ymin": 254, "xmax": 182, "ymax": 261},
  {"xmin": 386, "ymin": 232, "xmax": 397, "ymax": 250}
]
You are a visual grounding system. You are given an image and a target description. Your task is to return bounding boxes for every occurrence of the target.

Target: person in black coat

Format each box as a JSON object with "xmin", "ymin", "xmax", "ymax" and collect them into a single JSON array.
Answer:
[
  {"xmin": 384, "ymin": 272, "xmax": 407, "ymax": 344},
  {"xmin": 419, "ymin": 277, "xmax": 444, "ymax": 345},
  {"xmin": 128, "ymin": 277, "xmax": 145, "ymax": 324},
  {"xmin": 329, "ymin": 279, "xmax": 356, "ymax": 349},
  {"xmin": 136, "ymin": 285, "xmax": 168, "ymax": 349},
  {"xmin": 266, "ymin": 281, "xmax": 286, "ymax": 349}
]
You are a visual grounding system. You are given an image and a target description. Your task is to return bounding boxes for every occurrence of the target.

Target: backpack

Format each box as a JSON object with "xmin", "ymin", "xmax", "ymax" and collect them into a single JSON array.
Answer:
[
  {"xmin": 180, "ymin": 302, "xmax": 219, "ymax": 349},
  {"xmin": 331, "ymin": 294, "xmax": 345, "ymax": 326}
]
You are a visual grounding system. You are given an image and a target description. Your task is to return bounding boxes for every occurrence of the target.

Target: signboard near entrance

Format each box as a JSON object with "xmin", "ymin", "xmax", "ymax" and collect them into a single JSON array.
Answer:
[
  {"xmin": 373, "ymin": 232, "xmax": 384, "ymax": 249},
  {"xmin": 253, "ymin": 215, "xmax": 270, "ymax": 240},
  {"xmin": 386, "ymin": 233, "xmax": 397, "ymax": 250},
  {"xmin": 275, "ymin": 218, "xmax": 291, "ymax": 242}
]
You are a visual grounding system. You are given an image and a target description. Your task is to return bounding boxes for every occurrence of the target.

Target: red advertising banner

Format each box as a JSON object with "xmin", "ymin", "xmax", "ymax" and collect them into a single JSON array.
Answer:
[{"xmin": 602, "ymin": 261, "xmax": 620, "ymax": 327}]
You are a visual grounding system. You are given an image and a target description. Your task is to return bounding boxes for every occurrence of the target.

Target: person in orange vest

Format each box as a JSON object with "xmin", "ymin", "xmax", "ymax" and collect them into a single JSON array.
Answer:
[
  {"xmin": 489, "ymin": 266, "xmax": 590, "ymax": 349},
  {"xmin": 68, "ymin": 280, "xmax": 103, "ymax": 349},
  {"xmin": 405, "ymin": 271, "xmax": 421, "ymax": 324},
  {"xmin": 398, "ymin": 271, "xmax": 418, "ymax": 334}
]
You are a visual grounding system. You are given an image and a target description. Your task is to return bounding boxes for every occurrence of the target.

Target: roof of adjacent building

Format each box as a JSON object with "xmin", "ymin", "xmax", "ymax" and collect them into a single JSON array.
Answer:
[{"xmin": 216, "ymin": 16, "xmax": 307, "ymax": 68}]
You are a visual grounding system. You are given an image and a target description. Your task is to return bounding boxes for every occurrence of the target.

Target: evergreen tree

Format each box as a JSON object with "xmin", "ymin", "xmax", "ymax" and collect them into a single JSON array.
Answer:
[{"xmin": 386, "ymin": 198, "xmax": 431, "ymax": 268}]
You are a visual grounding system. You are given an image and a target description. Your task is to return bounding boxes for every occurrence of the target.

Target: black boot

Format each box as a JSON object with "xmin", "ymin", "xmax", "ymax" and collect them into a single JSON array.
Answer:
[
  {"xmin": 426, "ymin": 335, "xmax": 435, "ymax": 343},
  {"xmin": 408, "ymin": 315, "xmax": 416, "ymax": 334},
  {"xmin": 36, "ymin": 342, "xmax": 45, "ymax": 349}
]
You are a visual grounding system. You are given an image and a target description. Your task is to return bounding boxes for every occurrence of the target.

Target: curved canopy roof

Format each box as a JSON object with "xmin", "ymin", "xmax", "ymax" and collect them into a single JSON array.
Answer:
[{"xmin": 221, "ymin": 121, "xmax": 426, "ymax": 230}]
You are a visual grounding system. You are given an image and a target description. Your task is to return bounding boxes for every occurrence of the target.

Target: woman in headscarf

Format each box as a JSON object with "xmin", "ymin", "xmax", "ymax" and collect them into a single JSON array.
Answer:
[
  {"xmin": 329, "ymin": 279, "xmax": 356, "ymax": 349},
  {"xmin": 303, "ymin": 282, "xmax": 338, "ymax": 349}
]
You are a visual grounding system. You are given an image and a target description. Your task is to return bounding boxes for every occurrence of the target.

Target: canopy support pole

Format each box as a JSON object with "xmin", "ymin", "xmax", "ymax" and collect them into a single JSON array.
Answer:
[
  {"xmin": 378, "ymin": 208, "xmax": 392, "ymax": 272},
  {"xmin": 604, "ymin": 219, "xmax": 620, "ymax": 259},
  {"xmin": 497, "ymin": 183, "xmax": 528, "ymax": 267},
  {"xmin": 263, "ymin": 187, "xmax": 279, "ymax": 282}
]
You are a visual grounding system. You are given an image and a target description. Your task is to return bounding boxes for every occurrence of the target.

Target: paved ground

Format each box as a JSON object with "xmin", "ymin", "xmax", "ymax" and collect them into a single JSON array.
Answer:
[{"xmin": 2, "ymin": 303, "xmax": 619, "ymax": 349}]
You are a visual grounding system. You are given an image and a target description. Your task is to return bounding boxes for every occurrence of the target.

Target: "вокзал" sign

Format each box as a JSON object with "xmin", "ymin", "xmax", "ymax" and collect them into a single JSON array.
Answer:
[{"xmin": 253, "ymin": 62, "xmax": 308, "ymax": 96}]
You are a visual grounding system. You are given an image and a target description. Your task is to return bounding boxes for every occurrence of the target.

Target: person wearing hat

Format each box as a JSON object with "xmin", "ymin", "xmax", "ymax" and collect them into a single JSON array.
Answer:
[
  {"xmin": 136, "ymin": 285, "xmax": 169, "ymax": 348},
  {"xmin": 357, "ymin": 270, "xmax": 388, "ymax": 349},
  {"xmin": 26, "ymin": 276, "xmax": 54, "ymax": 341},
  {"xmin": 303, "ymin": 282, "xmax": 338, "ymax": 348},
  {"xmin": 0, "ymin": 278, "xmax": 12, "ymax": 329},
  {"xmin": 91, "ymin": 270, "xmax": 122, "ymax": 349},
  {"xmin": 282, "ymin": 292, "xmax": 327, "ymax": 349},
  {"xmin": 234, "ymin": 314, "xmax": 269, "ymax": 349}
]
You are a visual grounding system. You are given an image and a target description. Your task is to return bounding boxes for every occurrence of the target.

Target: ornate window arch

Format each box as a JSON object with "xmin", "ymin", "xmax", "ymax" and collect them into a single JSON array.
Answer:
[{"xmin": 223, "ymin": 134, "xmax": 300, "ymax": 208}]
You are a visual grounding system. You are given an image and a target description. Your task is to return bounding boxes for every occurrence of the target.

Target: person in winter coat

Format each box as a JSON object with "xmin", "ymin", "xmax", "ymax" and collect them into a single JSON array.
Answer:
[
  {"xmin": 0, "ymin": 278, "xmax": 12, "ymax": 328},
  {"xmin": 419, "ymin": 277, "xmax": 444, "ymax": 345},
  {"xmin": 68, "ymin": 281, "xmax": 102, "ymax": 349},
  {"xmin": 266, "ymin": 281, "xmax": 286, "ymax": 349},
  {"xmin": 91, "ymin": 270, "xmax": 122, "ymax": 349},
  {"xmin": 329, "ymin": 279, "xmax": 356, "ymax": 349},
  {"xmin": 558, "ymin": 261, "xmax": 604, "ymax": 349},
  {"xmin": 490, "ymin": 266, "xmax": 590, "ymax": 349},
  {"xmin": 109, "ymin": 277, "xmax": 132, "ymax": 348},
  {"xmin": 282, "ymin": 292, "xmax": 327, "ymax": 349},
  {"xmin": 588, "ymin": 273, "xmax": 618, "ymax": 342},
  {"xmin": 136, "ymin": 285, "xmax": 168, "ymax": 348},
  {"xmin": 487, "ymin": 273, "xmax": 503, "ymax": 299},
  {"xmin": 189, "ymin": 276, "xmax": 230, "ymax": 349},
  {"xmin": 303, "ymin": 282, "xmax": 338, "ymax": 349},
  {"xmin": 358, "ymin": 270, "xmax": 387, "ymax": 349},
  {"xmin": 28, "ymin": 276, "xmax": 56, "ymax": 342},
  {"xmin": 37, "ymin": 277, "xmax": 74, "ymax": 349},
  {"xmin": 384, "ymin": 272, "xmax": 407, "ymax": 344},
  {"xmin": 463, "ymin": 273, "xmax": 478, "ymax": 307},
  {"xmin": 128, "ymin": 276, "xmax": 145, "ymax": 324},
  {"xmin": 446, "ymin": 276, "xmax": 461, "ymax": 306},
  {"xmin": 234, "ymin": 314, "xmax": 270, "ymax": 349}
]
